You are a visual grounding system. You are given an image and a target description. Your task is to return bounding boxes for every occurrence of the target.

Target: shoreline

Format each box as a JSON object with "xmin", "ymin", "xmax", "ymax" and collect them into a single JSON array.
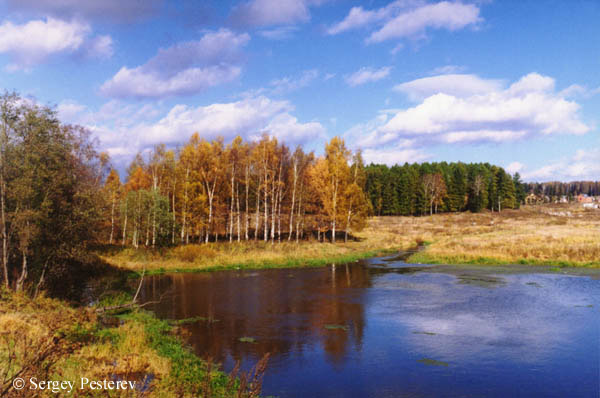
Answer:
[
  {"xmin": 103, "ymin": 246, "xmax": 406, "ymax": 276},
  {"xmin": 100, "ymin": 243, "xmax": 599, "ymax": 279},
  {"xmin": 407, "ymin": 251, "xmax": 600, "ymax": 269}
]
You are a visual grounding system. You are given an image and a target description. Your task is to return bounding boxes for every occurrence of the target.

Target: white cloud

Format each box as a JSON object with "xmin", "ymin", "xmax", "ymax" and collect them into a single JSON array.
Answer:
[
  {"xmin": 505, "ymin": 161, "xmax": 524, "ymax": 175},
  {"xmin": 558, "ymin": 84, "xmax": 600, "ymax": 99},
  {"xmin": 429, "ymin": 64, "xmax": 466, "ymax": 75},
  {"xmin": 394, "ymin": 74, "xmax": 503, "ymax": 101},
  {"xmin": 0, "ymin": 18, "xmax": 112, "ymax": 69},
  {"xmin": 327, "ymin": 5, "xmax": 386, "ymax": 35},
  {"xmin": 522, "ymin": 148, "xmax": 600, "ymax": 182},
  {"xmin": 87, "ymin": 35, "xmax": 113, "ymax": 59},
  {"xmin": 368, "ymin": 72, "xmax": 590, "ymax": 146},
  {"xmin": 346, "ymin": 66, "xmax": 392, "ymax": 87},
  {"xmin": 362, "ymin": 147, "xmax": 430, "ymax": 166},
  {"xmin": 368, "ymin": 1, "xmax": 482, "ymax": 43},
  {"xmin": 230, "ymin": 0, "xmax": 327, "ymax": 27},
  {"xmin": 270, "ymin": 69, "xmax": 320, "ymax": 94},
  {"xmin": 328, "ymin": 1, "xmax": 482, "ymax": 44},
  {"xmin": 100, "ymin": 29, "xmax": 249, "ymax": 99},
  {"xmin": 57, "ymin": 96, "xmax": 325, "ymax": 162}
]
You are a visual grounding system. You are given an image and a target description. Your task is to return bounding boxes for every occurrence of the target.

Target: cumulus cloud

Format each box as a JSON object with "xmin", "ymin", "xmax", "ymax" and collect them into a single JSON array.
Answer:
[
  {"xmin": 0, "ymin": 18, "xmax": 112, "ymax": 69},
  {"xmin": 394, "ymin": 73, "xmax": 502, "ymax": 100},
  {"xmin": 100, "ymin": 29, "xmax": 249, "ymax": 99},
  {"xmin": 522, "ymin": 148, "xmax": 600, "ymax": 182},
  {"xmin": 327, "ymin": 0, "xmax": 415, "ymax": 35},
  {"xmin": 361, "ymin": 72, "xmax": 590, "ymax": 147},
  {"xmin": 135, "ymin": 96, "xmax": 325, "ymax": 147},
  {"xmin": 429, "ymin": 64, "xmax": 466, "ymax": 75},
  {"xmin": 57, "ymin": 96, "xmax": 325, "ymax": 162},
  {"xmin": 270, "ymin": 69, "xmax": 320, "ymax": 94},
  {"xmin": 328, "ymin": 1, "xmax": 482, "ymax": 44},
  {"xmin": 505, "ymin": 161, "xmax": 524, "ymax": 175},
  {"xmin": 4, "ymin": 0, "xmax": 163, "ymax": 23},
  {"xmin": 230, "ymin": 0, "xmax": 327, "ymax": 27},
  {"xmin": 346, "ymin": 66, "xmax": 392, "ymax": 87},
  {"xmin": 362, "ymin": 147, "xmax": 430, "ymax": 165}
]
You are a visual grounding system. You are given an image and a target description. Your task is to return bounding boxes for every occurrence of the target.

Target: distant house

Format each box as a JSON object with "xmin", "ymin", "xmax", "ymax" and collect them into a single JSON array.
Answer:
[
  {"xmin": 577, "ymin": 194, "xmax": 593, "ymax": 204},
  {"xmin": 559, "ymin": 195, "xmax": 568, "ymax": 203},
  {"xmin": 525, "ymin": 193, "xmax": 544, "ymax": 205},
  {"xmin": 583, "ymin": 203, "xmax": 599, "ymax": 209}
]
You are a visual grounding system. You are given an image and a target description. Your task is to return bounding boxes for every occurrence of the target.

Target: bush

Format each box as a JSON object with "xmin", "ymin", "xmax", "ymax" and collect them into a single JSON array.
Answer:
[{"xmin": 172, "ymin": 245, "xmax": 218, "ymax": 263}]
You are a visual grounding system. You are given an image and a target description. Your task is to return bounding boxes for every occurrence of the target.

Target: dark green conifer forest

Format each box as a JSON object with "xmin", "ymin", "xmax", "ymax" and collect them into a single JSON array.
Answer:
[{"xmin": 364, "ymin": 162, "xmax": 525, "ymax": 216}]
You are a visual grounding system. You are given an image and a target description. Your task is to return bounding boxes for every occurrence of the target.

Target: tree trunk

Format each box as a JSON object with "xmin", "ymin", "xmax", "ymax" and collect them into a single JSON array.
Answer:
[
  {"xmin": 345, "ymin": 209, "xmax": 351, "ymax": 243},
  {"xmin": 181, "ymin": 168, "xmax": 189, "ymax": 243},
  {"xmin": 206, "ymin": 189, "xmax": 213, "ymax": 244},
  {"xmin": 171, "ymin": 186, "xmax": 176, "ymax": 245},
  {"xmin": 122, "ymin": 198, "xmax": 128, "ymax": 246},
  {"xmin": 236, "ymin": 182, "xmax": 241, "ymax": 242},
  {"xmin": 109, "ymin": 195, "xmax": 115, "ymax": 244},
  {"xmin": 229, "ymin": 164, "xmax": 235, "ymax": 243},
  {"xmin": 296, "ymin": 180, "xmax": 304, "ymax": 243},
  {"xmin": 254, "ymin": 174, "xmax": 260, "ymax": 241},
  {"xmin": 332, "ymin": 179, "xmax": 338, "ymax": 243},
  {"xmin": 1, "ymin": 175, "xmax": 8, "ymax": 288},
  {"xmin": 288, "ymin": 160, "xmax": 297, "ymax": 241},
  {"xmin": 16, "ymin": 250, "xmax": 27, "ymax": 292},
  {"xmin": 245, "ymin": 163, "xmax": 249, "ymax": 241},
  {"xmin": 264, "ymin": 173, "xmax": 268, "ymax": 242}
]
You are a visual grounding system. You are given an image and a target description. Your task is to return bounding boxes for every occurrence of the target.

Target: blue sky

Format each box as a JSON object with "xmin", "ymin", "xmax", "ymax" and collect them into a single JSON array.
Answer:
[{"xmin": 0, "ymin": 0, "xmax": 598, "ymax": 181}]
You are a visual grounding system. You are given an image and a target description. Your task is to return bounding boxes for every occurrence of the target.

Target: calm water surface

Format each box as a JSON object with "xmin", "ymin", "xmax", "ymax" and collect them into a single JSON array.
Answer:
[{"xmin": 141, "ymin": 256, "xmax": 600, "ymax": 398}]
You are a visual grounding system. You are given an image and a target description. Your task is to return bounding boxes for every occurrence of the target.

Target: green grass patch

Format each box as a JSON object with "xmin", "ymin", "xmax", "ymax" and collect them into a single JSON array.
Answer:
[
  {"xmin": 323, "ymin": 324, "xmax": 348, "ymax": 331},
  {"xmin": 407, "ymin": 251, "xmax": 600, "ymax": 268},
  {"xmin": 417, "ymin": 358, "xmax": 449, "ymax": 367}
]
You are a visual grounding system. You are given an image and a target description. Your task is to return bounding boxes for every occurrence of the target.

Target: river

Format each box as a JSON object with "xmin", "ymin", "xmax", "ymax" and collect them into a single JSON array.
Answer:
[{"xmin": 141, "ymin": 255, "xmax": 599, "ymax": 397}]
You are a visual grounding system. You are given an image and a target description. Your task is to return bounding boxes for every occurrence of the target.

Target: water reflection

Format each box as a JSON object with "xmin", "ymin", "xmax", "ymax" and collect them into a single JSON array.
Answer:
[
  {"xmin": 141, "ymin": 259, "xmax": 600, "ymax": 398},
  {"xmin": 142, "ymin": 263, "xmax": 372, "ymax": 367}
]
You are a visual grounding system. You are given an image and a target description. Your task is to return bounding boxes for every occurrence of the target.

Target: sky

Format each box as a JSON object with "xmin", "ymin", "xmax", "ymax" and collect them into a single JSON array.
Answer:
[{"xmin": 0, "ymin": 0, "xmax": 598, "ymax": 182}]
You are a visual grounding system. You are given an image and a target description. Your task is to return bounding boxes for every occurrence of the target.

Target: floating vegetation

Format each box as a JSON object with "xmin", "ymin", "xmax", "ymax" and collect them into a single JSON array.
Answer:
[
  {"xmin": 239, "ymin": 336, "xmax": 257, "ymax": 343},
  {"xmin": 417, "ymin": 358, "xmax": 449, "ymax": 367},
  {"xmin": 457, "ymin": 274, "xmax": 505, "ymax": 288},
  {"xmin": 413, "ymin": 331, "xmax": 437, "ymax": 336},
  {"xmin": 324, "ymin": 324, "xmax": 348, "ymax": 331},
  {"xmin": 169, "ymin": 316, "xmax": 219, "ymax": 325},
  {"xmin": 574, "ymin": 304, "xmax": 594, "ymax": 308},
  {"xmin": 525, "ymin": 282, "xmax": 542, "ymax": 288}
]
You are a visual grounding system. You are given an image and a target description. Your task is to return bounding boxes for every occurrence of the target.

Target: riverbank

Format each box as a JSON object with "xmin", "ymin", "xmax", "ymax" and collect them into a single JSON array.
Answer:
[
  {"xmin": 99, "ymin": 204, "xmax": 600, "ymax": 272},
  {"xmin": 0, "ymin": 290, "xmax": 264, "ymax": 397},
  {"xmin": 97, "ymin": 220, "xmax": 414, "ymax": 274}
]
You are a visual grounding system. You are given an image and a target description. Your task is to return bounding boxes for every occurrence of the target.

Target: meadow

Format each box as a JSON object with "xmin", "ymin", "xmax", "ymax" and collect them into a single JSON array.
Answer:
[{"xmin": 100, "ymin": 204, "xmax": 600, "ymax": 272}]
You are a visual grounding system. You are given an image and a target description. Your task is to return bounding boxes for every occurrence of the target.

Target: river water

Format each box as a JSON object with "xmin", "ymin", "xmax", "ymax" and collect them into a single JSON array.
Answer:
[{"xmin": 141, "ymin": 255, "xmax": 600, "ymax": 397}]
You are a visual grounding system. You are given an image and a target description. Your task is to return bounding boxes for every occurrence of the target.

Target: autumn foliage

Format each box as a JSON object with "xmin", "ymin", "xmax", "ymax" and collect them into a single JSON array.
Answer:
[{"xmin": 106, "ymin": 134, "xmax": 371, "ymax": 248}]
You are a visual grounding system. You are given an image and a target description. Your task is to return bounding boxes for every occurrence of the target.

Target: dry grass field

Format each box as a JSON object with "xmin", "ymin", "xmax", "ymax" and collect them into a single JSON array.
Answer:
[
  {"xmin": 381, "ymin": 203, "xmax": 600, "ymax": 267},
  {"xmin": 100, "ymin": 203, "xmax": 600, "ymax": 272}
]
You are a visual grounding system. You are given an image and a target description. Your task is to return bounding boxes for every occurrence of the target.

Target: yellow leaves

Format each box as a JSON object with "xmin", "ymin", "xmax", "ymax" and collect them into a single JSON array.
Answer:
[{"xmin": 126, "ymin": 166, "xmax": 151, "ymax": 191}]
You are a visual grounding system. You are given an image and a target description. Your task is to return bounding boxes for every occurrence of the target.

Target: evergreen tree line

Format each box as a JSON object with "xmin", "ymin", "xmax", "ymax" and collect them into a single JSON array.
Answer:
[
  {"xmin": 364, "ymin": 162, "xmax": 526, "ymax": 216},
  {"xmin": 523, "ymin": 181, "xmax": 600, "ymax": 198}
]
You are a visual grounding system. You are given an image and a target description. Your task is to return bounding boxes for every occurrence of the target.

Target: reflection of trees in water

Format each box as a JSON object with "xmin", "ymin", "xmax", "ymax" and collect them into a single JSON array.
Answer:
[{"xmin": 141, "ymin": 264, "xmax": 372, "ymax": 367}]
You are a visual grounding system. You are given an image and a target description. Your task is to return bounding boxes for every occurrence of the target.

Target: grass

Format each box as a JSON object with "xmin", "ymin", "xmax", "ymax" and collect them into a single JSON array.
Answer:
[
  {"xmin": 0, "ymin": 289, "xmax": 264, "ymax": 397},
  {"xmin": 98, "ymin": 204, "xmax": 600, "ymax": 272},
  {"xmin": 397, "ymin": 204, "xmax": 600, "ymax": 268},
  {"xmin": 98, "ymin": 226, "xmax": 412, "ymax": 274},
  {"xmin": 416, "ymin": 358, "xmax": 449, "ymax": 367}
]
